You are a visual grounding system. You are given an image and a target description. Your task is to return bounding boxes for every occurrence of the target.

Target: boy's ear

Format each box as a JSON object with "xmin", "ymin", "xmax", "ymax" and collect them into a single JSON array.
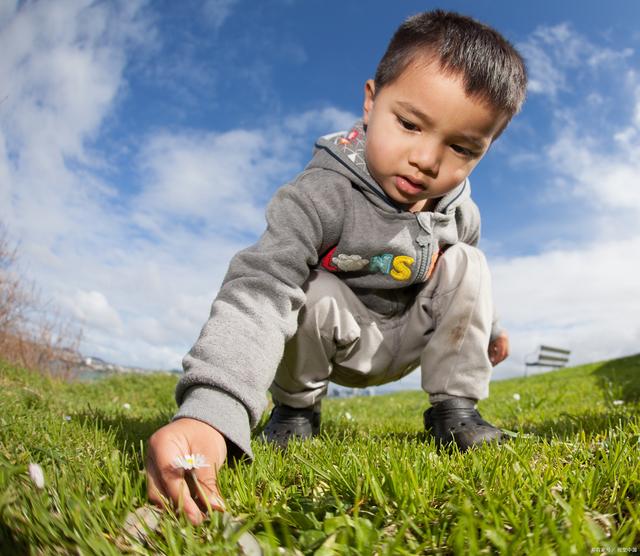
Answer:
[{"xmin": 362, "ymin": 79, "xmax": 376, "ymax": 125}]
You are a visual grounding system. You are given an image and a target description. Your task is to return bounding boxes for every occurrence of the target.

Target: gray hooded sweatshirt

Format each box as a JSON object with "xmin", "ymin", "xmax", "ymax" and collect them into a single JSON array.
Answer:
[{"xmin": 174, "ymin": 121, "xmax": 496, "ymax": 459}]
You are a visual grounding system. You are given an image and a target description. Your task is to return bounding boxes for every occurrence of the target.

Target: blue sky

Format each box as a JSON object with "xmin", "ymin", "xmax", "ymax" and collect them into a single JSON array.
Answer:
[{"xmin": 1, "ymin": 0, "xmax": 640, "ymax": 387}]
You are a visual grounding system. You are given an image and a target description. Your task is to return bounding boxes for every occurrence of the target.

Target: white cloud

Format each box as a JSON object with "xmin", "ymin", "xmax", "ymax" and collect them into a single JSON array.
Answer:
[
  {"xmin": 487, "ymin": 27, "xmax": 640, "ymax": 380},
  {"xmin": 202, "ymin": 0, "xmax": 240, "ymax": 30},
  {"xmin": 284, "ymin": 107, "xmax": 358, "ymax": 136},
  {"xmin": 0, "ymin": 0, "xmax": 149, "ymax": 246},
  {"xmin": 0, "ymin": 1, "xmax": 18, "ymax": 25},
  {"xmin": 519, "ymin": 23, "xmax": 634, "ymax": 98},
  {"xmin": 543, "ymin": 78, "xmax": 640, "ymax": 233},
  {"xmin": 519, "ymin": 40, "xmax": 566, "ymax": 97},
  {"xmin": 135, "ymin": 128, "xmax": 295, "ymax": 237},
  {"xmin": 69, "ymin": 290, "xmax": 123, "ymax": 333},
  {"xmin": 134, "ymin": 106, "xmax": 358, "ymax": 240},
  {"xmin": 0, "ymin": 0, "xmax": 199, "ymax": 368},
  {"xmin": 0, "ymin": 2, "xmax": 357, "ymax": 370},
  {"xmin": 0, "ymin": 0, "xmax": 147, "ymax": 156},
  {"xmin": 491, "ymin": 236, "xmax": 640, "ymax": 379},
  {"xmin": 548, "ymin": 133, "xmax": 640, "ymax": 211}
]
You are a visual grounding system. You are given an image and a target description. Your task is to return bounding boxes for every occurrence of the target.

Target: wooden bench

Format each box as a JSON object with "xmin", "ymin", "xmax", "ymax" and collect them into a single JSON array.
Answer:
[{"xmin": 524, "ymin": 345, "xmax": 571, "ymax": 377}]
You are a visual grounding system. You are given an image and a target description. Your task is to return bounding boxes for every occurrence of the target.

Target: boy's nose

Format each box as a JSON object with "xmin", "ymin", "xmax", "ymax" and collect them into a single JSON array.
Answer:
[{"xmin": 408, "ymin": 141, "xmax": 441, "ymax": 178}]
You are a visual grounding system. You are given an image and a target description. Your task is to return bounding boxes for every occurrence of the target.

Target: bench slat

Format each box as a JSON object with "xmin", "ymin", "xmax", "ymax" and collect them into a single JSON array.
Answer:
[
  {"xmin": 539, "ymin": 345, "xmax": 571, "ymax": 355},
  {"xmin": 537, "ymin": 354, "xmax": 570, "ymax": 363},
  {"xmin": 525, "ymin": 362, "xmax": 566, "ymax": 368},
  {"xmin": 525, "ymin": 345, "xmax": 571, "ymax": 375}
]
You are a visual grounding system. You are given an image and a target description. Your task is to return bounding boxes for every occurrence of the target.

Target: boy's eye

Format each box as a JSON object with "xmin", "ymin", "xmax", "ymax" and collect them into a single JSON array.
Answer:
[
  {"xmin": 451, "ymin": 144, "xmax": 474, "ymax": 157},
  {"xmin": 397, "ymin": 117, "xmax": 419, "ymax": 132}
]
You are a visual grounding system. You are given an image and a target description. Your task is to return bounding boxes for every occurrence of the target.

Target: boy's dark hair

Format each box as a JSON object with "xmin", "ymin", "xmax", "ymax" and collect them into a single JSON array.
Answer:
[{"xmin": 375, "ymin": 10, "xmax": 527, "ymax": 123}]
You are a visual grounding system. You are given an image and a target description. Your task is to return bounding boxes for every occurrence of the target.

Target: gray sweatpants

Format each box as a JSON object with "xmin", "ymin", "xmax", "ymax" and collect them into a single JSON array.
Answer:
[{"xmin": 270, "ymin": 243, "xmax": 494, "ymax": 408}]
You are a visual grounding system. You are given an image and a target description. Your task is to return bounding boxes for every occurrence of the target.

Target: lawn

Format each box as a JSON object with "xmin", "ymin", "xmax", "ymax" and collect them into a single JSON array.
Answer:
[{"xmin": 1, "ymin": 354, "xmax": 639, "ymax": 554}]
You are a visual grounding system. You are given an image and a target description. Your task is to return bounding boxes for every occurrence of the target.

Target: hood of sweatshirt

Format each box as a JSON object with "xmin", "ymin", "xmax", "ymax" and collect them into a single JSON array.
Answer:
[{"xmin": 307, "ymin": 120, "xmax": 471, "ymax": 216}]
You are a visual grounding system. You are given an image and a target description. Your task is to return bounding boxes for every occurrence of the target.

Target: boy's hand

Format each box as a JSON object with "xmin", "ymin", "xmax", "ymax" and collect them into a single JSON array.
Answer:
[
  {"xmin": 488, "ymin": 332, "xmax": 509, "ymax": 366},
  {"xmin": 146, "ymin": 418, "xmax": 227, "ymax": 525}
]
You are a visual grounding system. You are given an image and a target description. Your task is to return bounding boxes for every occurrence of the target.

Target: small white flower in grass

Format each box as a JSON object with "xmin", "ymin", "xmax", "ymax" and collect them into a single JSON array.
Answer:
[
  {"xmin": 513, "ymin": 393, "xmax": 521, "ymax": 401},
  {"xmin": 63, "ymin": 415, "xmax": 71, "ymax": 422},
  {"xmin": 172, "ymin": 453, "xmax": 210, "ymax": 470},
  {"xmin": 344, "ymin": 412, "xmax": 353, "ymax": 421},
  {"xmin": 122, "ymin": 403, "xmax": 131, "ymax": 410},
  {"xmin": 613, "ymin": 400, "xmax": 624, "ymax": 406},
  {"xmin": 28, "ymin": 463, "xmax": 45, "ymax": 489}
]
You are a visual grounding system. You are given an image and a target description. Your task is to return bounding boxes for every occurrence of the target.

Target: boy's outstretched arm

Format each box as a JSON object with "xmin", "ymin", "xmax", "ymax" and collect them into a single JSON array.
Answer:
[
  {"xmin": 146, "ymin": 173, "xmax": 350, "ymax": 522},
  {"xmin": 488, "ymin": 331, "xmax": 509, "ymax": 366},
  {"xmin": 146, "ymin": 418, "xmax": 227, "ymax": 525}
]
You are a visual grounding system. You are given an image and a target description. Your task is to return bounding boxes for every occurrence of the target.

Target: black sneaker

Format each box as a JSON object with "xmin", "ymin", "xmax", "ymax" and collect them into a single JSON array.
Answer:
[
  {"xmin": 423, "ymin": 397, "xmax": 504, "ymax": 451},
  {"xmin": 261, "ymin": 403, "xmax": 321, "ymax": 449}
]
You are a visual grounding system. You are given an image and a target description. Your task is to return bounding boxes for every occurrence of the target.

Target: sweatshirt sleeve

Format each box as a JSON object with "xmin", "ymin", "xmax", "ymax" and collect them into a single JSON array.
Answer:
[{"xmin": 173, "ymin": 170, "xmax": 348, "ymax": 459}]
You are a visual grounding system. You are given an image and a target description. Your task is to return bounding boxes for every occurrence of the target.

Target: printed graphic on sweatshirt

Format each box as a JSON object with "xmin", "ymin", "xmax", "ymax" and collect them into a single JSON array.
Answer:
[
  {"xmin": 320, "ymin": 247, "xmax": 415, "ymax": 281},
  {"xmin": 333, "ymin": 125, "xmax": 369, "ymax": 176},
  {"xmin": 331, "ymin": 253, "xmax": 370, "ymax": 272}
]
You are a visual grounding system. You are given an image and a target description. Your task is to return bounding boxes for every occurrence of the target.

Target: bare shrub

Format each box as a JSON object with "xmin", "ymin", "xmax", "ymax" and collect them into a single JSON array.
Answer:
[{"xmin": 0, "ymin": 225, "xmax": 82, "ymax": 378}]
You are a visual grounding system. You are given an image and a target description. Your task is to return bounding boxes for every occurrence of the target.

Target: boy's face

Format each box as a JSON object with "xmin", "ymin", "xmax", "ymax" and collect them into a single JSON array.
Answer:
[{"xmin": 363, "ymin": 57, "xmax": 507, "ymax": 211}]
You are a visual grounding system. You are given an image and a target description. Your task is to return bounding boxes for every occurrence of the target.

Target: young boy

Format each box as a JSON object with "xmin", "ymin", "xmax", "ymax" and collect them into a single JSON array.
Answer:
[{"xmin": 146, "ymin": 10, "xmax": 527, "ymax": 524}]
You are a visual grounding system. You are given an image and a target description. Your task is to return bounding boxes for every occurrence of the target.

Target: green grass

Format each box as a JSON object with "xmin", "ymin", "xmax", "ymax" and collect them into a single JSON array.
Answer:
[{"xmin": 1, "ymin": 355, "xmax": 639, "ymax": 554}]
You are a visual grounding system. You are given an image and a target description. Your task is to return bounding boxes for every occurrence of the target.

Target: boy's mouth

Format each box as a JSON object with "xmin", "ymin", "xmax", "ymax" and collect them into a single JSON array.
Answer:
[{"xmin": 396, "ymin": 175, "xmax": 426, "ymax": 195}]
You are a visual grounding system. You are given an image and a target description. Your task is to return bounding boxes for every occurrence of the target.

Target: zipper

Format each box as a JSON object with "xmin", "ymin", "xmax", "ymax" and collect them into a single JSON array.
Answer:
[
  {"xmin": 414, "ymin": 234, "xmax": 431, "ymax": 284},
  {"xmin": 413, "ymin": 213, "xmax": 434, "ymax": 284}
]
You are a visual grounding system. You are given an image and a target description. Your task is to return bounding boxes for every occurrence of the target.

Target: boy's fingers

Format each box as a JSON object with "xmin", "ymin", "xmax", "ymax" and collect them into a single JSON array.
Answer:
[
  {"xmin": 489, "ymin": 335, "xmax": 509, "ymax": 365},
  {"xmin": 147, "ymin": 451, "xmax": 204, "ymax": 525},
  {"xmin": 146, "ymin": 461, "xmax": 165, "ymax": 507},
  {"xmin": 160, "ymin": 471, "xmax": 204, "ymax": 525},
  {"xmin": 146, "ymin": 454, "xmax": 176, "ymax": 509},
  {"xmin": 489, "ymin": 344, "xmax": 498, "ymax": 364},
  {"xmin": 186, "ymin": 466, "xmax": 226, "ymax": 513},
  {"xmin": 146, "ymin": 446, "xmax": 174, "ymax": 502}
]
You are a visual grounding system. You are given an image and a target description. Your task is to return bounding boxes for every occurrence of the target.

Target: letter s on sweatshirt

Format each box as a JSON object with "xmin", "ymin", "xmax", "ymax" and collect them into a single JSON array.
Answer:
[{"xmin": 389, "ymin": 256, "xmax": 415, "ymax": 281}]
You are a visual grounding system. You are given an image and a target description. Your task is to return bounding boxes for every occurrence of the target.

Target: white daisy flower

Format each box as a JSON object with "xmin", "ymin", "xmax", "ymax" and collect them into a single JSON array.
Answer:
[
  {"xmin": 172, "ymin": 453, "xmax": 210, "ymax": 470},
  {"xmin": 513, "ymin": 393, "xmax": 521, "ymax": 401},
  {"xmin": 28, "ymin": 463, "xmax": 45, "ymax": 489},
  {"xmin": 122, "ymin": 403, "xmax": 131, "ymax": 410},
  {"xmin": 612, "ymin": 400, "xmax": 624, "ymax": 406}
]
